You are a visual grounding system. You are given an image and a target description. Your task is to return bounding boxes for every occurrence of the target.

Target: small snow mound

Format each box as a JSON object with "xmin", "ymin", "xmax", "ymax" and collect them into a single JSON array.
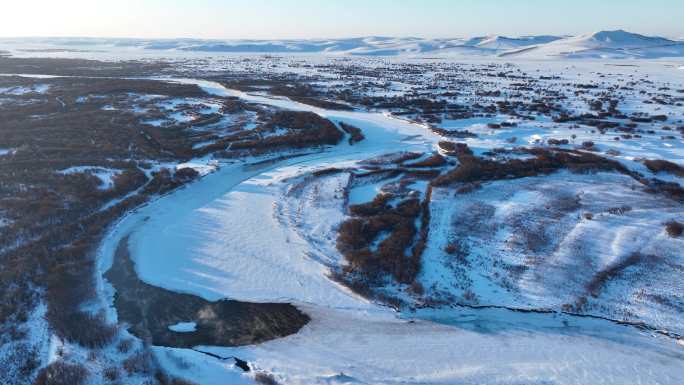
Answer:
[
  {"xmin": 528, "ymin": 134, "xmax": 544, "ymax": 144},
  {"xmin": 168, "ymin": 322, "xmax": 197, "ymax": 333}
]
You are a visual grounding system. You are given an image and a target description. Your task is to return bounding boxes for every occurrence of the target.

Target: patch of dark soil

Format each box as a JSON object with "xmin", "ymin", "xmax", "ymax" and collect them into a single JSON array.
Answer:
[{"xmin": 105, "ymin": 237, "xmax": 309, "ymax": 348}]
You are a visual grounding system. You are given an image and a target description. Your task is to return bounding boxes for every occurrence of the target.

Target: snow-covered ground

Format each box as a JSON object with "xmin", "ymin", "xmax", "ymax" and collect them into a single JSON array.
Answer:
[
  {"xmin": 91, "ymin": 72, "xmax": 684, "ymax": 384},
  {"xmin": 100, "ymin": 79, "xmax": 436, "ymax": 306},
  {"xmin": 185, "ymin": 304, "xmax": 684, "ymax": 385},
  {"xmin": 422, "ymin": 171, "xmax": 684, "ymax": 331},
  {"xmin": 8, "ymin": 43, "xmax": 682, "ymax": 384}
]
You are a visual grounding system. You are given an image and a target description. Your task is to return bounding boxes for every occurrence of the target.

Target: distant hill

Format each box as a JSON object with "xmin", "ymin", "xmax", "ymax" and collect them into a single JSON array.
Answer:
[
  {"xmin": 504, "ymin": 30, "xmax": 684, "ymax": 59},
  {"xmin": 2, "ymin": 30, "xmax": 683, "ymax": 59}
]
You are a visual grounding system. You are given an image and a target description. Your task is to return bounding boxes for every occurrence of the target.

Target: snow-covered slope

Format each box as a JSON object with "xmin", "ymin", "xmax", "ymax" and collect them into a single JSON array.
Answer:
[
  {"xmin": 160, "ymin": 35, "xmax": 563, "ymax": 56},
  {"xmin": 507, "ymin": 30, "xmax": 684, "ymax": 59},
  {"xmin": 470, "ymin": 35, "xmax": 562, "ymax": 50},
  {"xmin": 5, "ymin": 30, "xmax": 682, "ymax": 59}
]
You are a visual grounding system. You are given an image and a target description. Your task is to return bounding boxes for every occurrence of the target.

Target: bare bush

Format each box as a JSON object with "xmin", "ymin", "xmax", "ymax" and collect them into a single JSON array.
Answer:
[
  {"xmin": 32, "ymin": 361, "xmax": 88, "ymax": 385},
  {"xmin": 0, "ymin": 342, "xmax": 40, "ymax": 385},
  {"xmin": 117, "ymin": 338, "xmax": 134, "ymax": 353},
  {"xmin": 254, "ymin": 372, "xmax": 279, "ymax": 385},
  {"xmin": 169, "ymin": 378, "xmax": 200, "ymax": 385},
  {"xmin": 409, "ymin": 281, "xmax": 425, "ymax": 296},
  {"xmin": 405, "ymin": 154, "xmax": 446, "ymax": 168},
  {"xmin": 339, "ymin": 122, "xmax": 365, "ymax": 144},
  {"xmin": 433, "ymin": 147, "xmax": 628, "ymax": 186},
  {"xmin": 607, "ymin": 206, "xmax": 632, "ymax": 215},
  {"xmin": 644, "ymin": 159, "xmax": 684, "ymax": 177},
  {"xmin": 586, "ymin": 254, "xmax": 657, "ymax": 297},
  {"xmin": 103, "ymin": 366, "xmax": 119, "ymax": 381},
  {"xmin": 123, "ymin": 351, "xmax": 155, "ymax": 375},
  {"xmin": 665, "ymin": 221, "xmax": 683, "ymax": 237}
]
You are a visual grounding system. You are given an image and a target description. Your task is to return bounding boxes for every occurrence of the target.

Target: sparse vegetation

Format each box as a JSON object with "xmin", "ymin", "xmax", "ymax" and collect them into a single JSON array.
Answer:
[
  {"xmin": 665, "ymin": 221, "xmax": 683, "ymax": 237},
  {"xmin": 32, "ymin": 361, "xmax": 88, "ymax": 385},
  {"xmin": 0, "ymin": 61, "xmax": 311, "ymax": 382},
  {"xmin": 585, "ymin": 253, "xmax": 657, "ymax": 298},
  {"xmin": 336, "ymin": 169, "xmax": 434, "ymax": 299},
  {"xmin": 254, "ymin": 372, "xmax": 280, "ymax": 385},
  {"xmin": 339, "ymin": 122, "xmax": 365, "ymax": 144},
  {"xmin": 0, "ymin": 74, "xmax": 220, "ymax": 355},
  {"xmin": 644, "ymin": 159, "xmax": 684, "ymax": 177},
  {"xmin": 433, "ymin": 146, "xmax": 629, "ymax": 186},
  {"xmin": 2, "ymin": 41, "xmax": 684, "ymax": 385},
  {"xmin": 227, "ymin": 111, "xmax": 343, "ymax": 153}
]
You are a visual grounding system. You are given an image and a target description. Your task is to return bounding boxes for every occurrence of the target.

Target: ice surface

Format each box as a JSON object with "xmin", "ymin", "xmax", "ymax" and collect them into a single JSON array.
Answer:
[
  {"xmin": 168, "ymin": 322, "xmax": 197, "ymax": 333},
  {"xmin": 82, "ymin": 58, "xmax": 684, "ymax": 385}
]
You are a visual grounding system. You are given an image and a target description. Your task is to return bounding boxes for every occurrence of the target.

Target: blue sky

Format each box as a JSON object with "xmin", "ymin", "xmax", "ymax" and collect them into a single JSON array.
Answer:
[{"xmin": 2, "ymin": 0, "xmax": 682, "ymax": 39}]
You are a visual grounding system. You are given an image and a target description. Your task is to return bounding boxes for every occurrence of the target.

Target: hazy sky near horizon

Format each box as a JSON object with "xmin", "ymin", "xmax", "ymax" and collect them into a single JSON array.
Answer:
[{"xmin": 1, "ymin": 0, "xmax": 682, "ymax": 39}]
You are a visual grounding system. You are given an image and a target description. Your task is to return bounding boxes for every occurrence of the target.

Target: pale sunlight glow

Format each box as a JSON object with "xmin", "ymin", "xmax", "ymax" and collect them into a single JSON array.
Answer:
[{"xmin": 0, "ymin": 0, "xmax": 682, "ymax": 39}]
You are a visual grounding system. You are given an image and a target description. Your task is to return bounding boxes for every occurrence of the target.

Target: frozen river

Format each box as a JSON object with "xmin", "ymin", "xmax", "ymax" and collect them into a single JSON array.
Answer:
[{"xmin": 95, "ymin": 79, "xmax": 684, "ymax": 385}]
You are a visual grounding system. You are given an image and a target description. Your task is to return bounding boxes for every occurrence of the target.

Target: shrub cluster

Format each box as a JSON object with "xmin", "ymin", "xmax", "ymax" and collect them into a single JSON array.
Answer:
[
  {"xmin": 433, "ymin": 146, "xmax": 628, "ymax": 186},
  {"xmin": 644, "ymin": 159, "xmax": 684, "ymax": 177},
  {"xmin": 339, "ymin": 122, "xmax": 365, "ymax": 144},
  {"xmin": 0, "ymin": 74, "xmax": 230, "ymax": 382},
  {"xmin": 229, "ymin": 111, "xmax": 343, "ymax": 152},
  {"xmin": 404, "ymin": 153, "xmax": 447, "ymax": 168},
  {"xmin": 337, "ymin": 191, "xmax": 427, "ymax": 290},
  {"xmin": 665, "ymin": 221, "xmax": 683, "ymax": 237},
  {"xmin": 32, "ymin": 361, "xmax": 88, "ymax": 385}
]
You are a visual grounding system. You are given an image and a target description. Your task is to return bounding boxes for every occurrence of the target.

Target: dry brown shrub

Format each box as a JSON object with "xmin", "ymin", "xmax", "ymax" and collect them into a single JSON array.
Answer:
[
  {"xmin": 665, "ymin": 221, "xmax": 683, "ymax": 237},
  {"xmin": 32, "ymin": 361, "xmax": 88, "ymax": 385},
  {"xmin": 644, "ymin": 159, "xmax": 684, "ymax": 177},
  {"xmin": 254, "ymin": 372, "xmax": 279, "ymax": 385}
]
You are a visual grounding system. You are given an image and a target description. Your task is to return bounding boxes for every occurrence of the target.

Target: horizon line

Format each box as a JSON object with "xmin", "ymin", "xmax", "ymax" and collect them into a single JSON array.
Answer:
[{"xmin": 1, "ymin": 29, "xmax": 680, "ymax": 43}]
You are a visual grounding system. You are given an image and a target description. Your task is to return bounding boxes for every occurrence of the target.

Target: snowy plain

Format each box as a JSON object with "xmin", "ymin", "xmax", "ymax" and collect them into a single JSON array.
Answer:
[
  {"xmin": 93, "ymin": 72, "xmax": 684, "ymax": 384},
  {"xmin": 5, "ymin": 34, "xmax": 683, "ymax": 384}
]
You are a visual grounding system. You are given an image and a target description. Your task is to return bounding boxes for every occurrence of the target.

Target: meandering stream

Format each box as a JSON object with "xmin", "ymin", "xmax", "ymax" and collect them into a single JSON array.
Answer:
[
  {"xmin": 96, "ymin": 76, "xmax": 684, "ymax": 336},
  {"xmin": 4, "ymin": 67, "xmax": 682, "ymax": 384}
]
